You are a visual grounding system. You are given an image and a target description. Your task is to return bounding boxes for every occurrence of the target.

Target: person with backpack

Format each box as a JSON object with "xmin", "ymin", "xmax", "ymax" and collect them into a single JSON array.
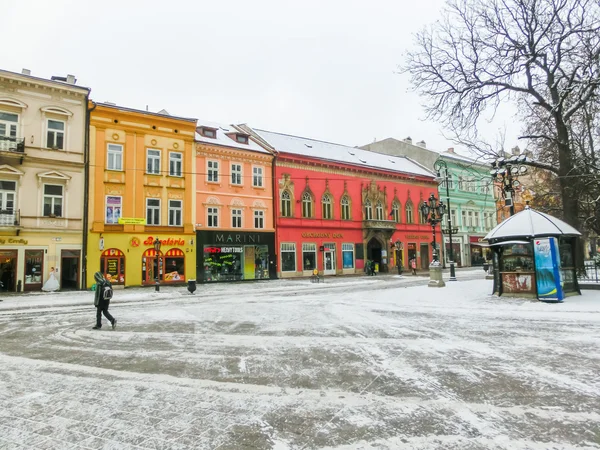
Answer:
[{"xmin": 93, "ymin": 271, "xmax": 116, "ymax": 330}]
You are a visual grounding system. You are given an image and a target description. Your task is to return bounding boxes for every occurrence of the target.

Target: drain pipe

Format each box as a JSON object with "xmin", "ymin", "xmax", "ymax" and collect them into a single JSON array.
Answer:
[{"xmin": 82, "ymin": 99, "xmax": 96, "ymax": 290}]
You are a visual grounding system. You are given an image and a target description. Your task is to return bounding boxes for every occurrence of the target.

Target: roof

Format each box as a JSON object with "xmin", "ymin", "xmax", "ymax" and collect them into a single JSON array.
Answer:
[
  {"xmin": 484, "ymin": 207, "xmax": 581, "ymax": 242},
  {"xmin": 253, "ymin": 129, "xmax": 435, "ymax": 178},
  {"xmin": 0, "ymin": 69, "xmax": 90, "ymax": 94},
  {"xmin": 195, "ymin": 120, "xmax": 270, "ymax": 154},
  {"xmin": 440, "ymin": 150, "xmax": 493, "ymax": 169},
  {"xmin": 95, "ymin": 102, "xmax": 197, "ymax": 122}
]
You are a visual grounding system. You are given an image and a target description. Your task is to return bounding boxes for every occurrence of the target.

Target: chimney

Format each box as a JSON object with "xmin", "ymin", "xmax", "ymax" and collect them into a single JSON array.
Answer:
[
  {"xmin": 447, "ymin": 147, "xmax": 455, "ymax": 153},
  {"xmin": 417, "ymin": 140, "xmax": 426, "ymax": 148},
  {"xmin": 404, "ymin": 136, "xmax": 412, "ymax": 144},
  {"xmin": 21, "ymin": 68, "xmax": 31, "ymax": 76},
  {"xmin": 66, "ymin": 74, "xmax": 77, "ymax": 84},
  {"xmin": 511, "ymin": 145, "xmax": 520, "ymax": 156}
]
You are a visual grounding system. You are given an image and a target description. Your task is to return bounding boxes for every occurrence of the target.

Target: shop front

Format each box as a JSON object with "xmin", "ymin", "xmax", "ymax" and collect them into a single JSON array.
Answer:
[
  {"xmin": 469, "ymin": 235, "xmax": 490, "ymax": 266},
  {"xmin": 87, "ymin": 233, "xmax": 195, "ymax": 288},
  {"xmin": 197, "ymin": 230, "xmax": 276, "ymax": 283}
]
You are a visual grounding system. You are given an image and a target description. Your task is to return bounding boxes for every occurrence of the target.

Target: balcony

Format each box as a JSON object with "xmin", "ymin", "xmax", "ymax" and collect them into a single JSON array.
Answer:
[
  {"xmin": 0, "ymin": 209, "xmax": 20, "ymax": 226},
  {"xmin": 363, "ymin": 219, "xmax": 397, "ymax": 231},
  {"xmin": 0, "ymin": 136, "xmax": 25, "ymax": 153}
]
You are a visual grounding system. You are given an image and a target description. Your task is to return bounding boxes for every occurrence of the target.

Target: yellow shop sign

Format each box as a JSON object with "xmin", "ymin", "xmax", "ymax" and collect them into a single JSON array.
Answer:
[{"xmin": 118, "ymin": 218, "xmax": 146, "ymax": 225}]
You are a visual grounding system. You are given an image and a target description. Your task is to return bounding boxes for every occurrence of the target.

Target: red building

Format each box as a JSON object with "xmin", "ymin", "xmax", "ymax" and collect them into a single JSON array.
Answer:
[{"xmin": 243, "ymin": 127, "xmax": 439, "ymax": 277}]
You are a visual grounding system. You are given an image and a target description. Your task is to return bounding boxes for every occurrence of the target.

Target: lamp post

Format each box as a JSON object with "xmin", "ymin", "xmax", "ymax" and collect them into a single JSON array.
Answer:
[
  {"xmin": 490, "ymin": 155, "xmax": 528, "ymax": 216},
  {"xmin": 420, "ymin": 193, "xmax": 447, "ymax": 287},
  {"xmin": 392, "ymin": 239, "xmax": 403, "ymax": 275},
  {"xmin": 153, "ymin": 237, "xmax": 161, "ymax": 292},
  {"xmin": 434, "ymin": 159, "xmax": 458, "ymax": 281}
]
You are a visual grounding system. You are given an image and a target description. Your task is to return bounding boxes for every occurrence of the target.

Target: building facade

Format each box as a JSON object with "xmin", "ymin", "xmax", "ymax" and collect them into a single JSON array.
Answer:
[
  {"xmin": 0, "ymin": 69, "xmax": 89, "ymax": 291},
  {"xmin": 87, "ymin": 104, "xmax": 197, "ymax": 288},
  {"xmin": 245, "ymin": 128, "xmax": 438, "ymax": 278},
  {"xmin": 362, "ymin": 138, "xmax": 498, "ymax": 266},
  {"xmin": 195, "ymin": 121, "xmax": 275, "ymax": 282}
]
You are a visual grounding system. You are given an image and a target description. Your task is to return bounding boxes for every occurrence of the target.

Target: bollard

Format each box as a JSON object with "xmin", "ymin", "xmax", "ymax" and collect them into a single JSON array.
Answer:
[{"xmin": 187, "ymin": 279, "xmax": 196, "ymax": 294}]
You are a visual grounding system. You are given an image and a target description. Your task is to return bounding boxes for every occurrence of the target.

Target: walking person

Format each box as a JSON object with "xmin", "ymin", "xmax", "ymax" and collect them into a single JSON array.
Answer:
[
  {"xmin": 411, "ymin": 257, "xmax": 417, "ymax": 276},
  {"xmin": 93, "ymin": 271, "xmax": 117, "ymax": 330}
]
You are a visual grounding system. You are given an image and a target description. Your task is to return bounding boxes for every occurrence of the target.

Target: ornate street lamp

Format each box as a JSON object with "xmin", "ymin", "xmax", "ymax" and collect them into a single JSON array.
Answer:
[
  {"xmin": 420, "ymin": 193, "xmax": 446, "ymax": 287},
  {"xmin": 153, "ymin": 237, "xmax": 162, "ymax": 292},
  {"xmin": 490, "ymin": 155, "xmax": 528, "ymax": 216},
  {"xmin": 434, "ymin": 159, "xmax": 458, "ymax": 281},
  {"xmin": 392, "ymin": 239, "xmax": 403, "ymax": 275}
]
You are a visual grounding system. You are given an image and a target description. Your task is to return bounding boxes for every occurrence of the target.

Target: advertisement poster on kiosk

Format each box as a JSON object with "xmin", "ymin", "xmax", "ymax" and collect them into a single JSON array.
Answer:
[{"xmin": 534, "ymin": 237, "xmax": 564, "ymax": 302}]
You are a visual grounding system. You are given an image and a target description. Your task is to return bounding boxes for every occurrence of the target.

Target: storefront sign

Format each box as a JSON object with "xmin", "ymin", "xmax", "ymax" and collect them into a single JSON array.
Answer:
[
  {"xmin": 118, "ymin": 218, "xmax": 146, "ymax": 225},
  {"xmin": 215, "ymin": 233, "xmax": 262, "ymax": 243},
  {"xmin": 0, "ymin": 238, "xmax": 29, "ymax": 245},
  {"xmin": 406, "ymin": 235, "xmax": 428, "ymax": 239},
  {"xmin": 469, "ymin": 236, "xmax": 485, "ymax": 243},
  {"xmin": 142, "ymin": 236, "xmax": 185, "ymax": 246},
  {"xmin": 205, "ymin": 246, "xmax": 243, "ymax": 253},
  {"xmin": 301, "ymin": 232, "xmax": 343, "ymax": 238}
]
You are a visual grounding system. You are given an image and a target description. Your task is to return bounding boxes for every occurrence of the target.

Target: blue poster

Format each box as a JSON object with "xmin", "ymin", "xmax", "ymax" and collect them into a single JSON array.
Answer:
[{"xmin": 534, "ymin": 237, "xmax": 564, "ymax": 301}]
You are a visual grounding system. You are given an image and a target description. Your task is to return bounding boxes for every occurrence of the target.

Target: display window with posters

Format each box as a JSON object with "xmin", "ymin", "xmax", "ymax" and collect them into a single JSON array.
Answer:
[
  {"xmin": 105, "ymin": 196, "xmax": 122, "ymax": 224},
  {"xmin": 164, "ymin": 248, "xmax": 185, "ymax": 282},
  {"xmin": 100, "ymin": 248, "xmax": 125, "ymax": 285},
  {"xmin": 203, "ymin": 244, "xmax": 270, "ymax": 282}
]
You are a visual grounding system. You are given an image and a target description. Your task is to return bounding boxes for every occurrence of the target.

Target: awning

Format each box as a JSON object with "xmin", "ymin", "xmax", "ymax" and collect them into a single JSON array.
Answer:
[
  {"xmin": 470, "ymin": 242, "xmax": 491, "ymax": 247},
  {"xmin": 489, "ymin": 240, "xmax": 530, "ymax": 246}
]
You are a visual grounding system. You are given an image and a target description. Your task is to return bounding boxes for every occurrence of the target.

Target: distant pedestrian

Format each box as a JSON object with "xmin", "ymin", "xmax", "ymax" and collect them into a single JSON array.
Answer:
[
  {"xmin": 411, "ymin": 258, "xmax": 417, "ymax": 275},
  {"xmin": 93, "ymin": 271, "xmax": 117, "ymax": 330}
]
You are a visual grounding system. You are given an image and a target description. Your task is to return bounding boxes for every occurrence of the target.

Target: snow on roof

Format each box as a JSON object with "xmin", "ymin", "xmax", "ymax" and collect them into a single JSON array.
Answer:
[
  {"xmin": 441, "ymin": 150, "xmax": 493, "ymax": 169},
  {"xmin": 253, "ymin": 129, "xmax": 434, "ymax": 178},
  {"xmin": 196, "ymin": 120, "xmax": 270, "ymax": 154},
  {"xmin": 484, "ymin": 207, "xmax": 581, "ymax": 241}
]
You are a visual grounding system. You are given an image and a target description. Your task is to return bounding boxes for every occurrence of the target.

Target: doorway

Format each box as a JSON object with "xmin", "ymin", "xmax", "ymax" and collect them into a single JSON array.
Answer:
[
  {"xmin": 0, "ymin": 250, "xmax": 17, "ymax": 291},
  {"xmin": 61, "ymin": 250, "xmax": 80, "ymax": 290},
  {"xmin": 420, "ymin": 243, "xmax": 430, "ymax": 269},
  {"xmin": 323, "ymin": 243, "xmax": 336, "ymax": 275},
  {"xmin": 24, "ymin": 249, "xmax": 43, "ymax": 292},
  {"xmin": 367, "ymin": 238, "xmax": 382, "ymax": 272},
  {"xmin": 142, "ymin": 248, "xmax": 163, "ymax": 284}
]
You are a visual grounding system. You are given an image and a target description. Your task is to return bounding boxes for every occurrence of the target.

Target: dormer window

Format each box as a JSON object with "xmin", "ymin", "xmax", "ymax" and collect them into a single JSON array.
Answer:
[
  {"xmin": 235, "ymin": 134, "xmax": 249, "ymax": 144},
  {"xmin": 200, "ymin": 127, "xmax": 217, "ymax": 138}
]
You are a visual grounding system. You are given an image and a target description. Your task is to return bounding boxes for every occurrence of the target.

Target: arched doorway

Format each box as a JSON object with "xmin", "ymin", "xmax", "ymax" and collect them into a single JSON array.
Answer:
[
  {"xmin": 142, "ymin": 248, "xmax": 163, "ymax": 285},
  {"xmin": 367, "ymin": 238, "xmax": 383, "ymax": 272}
]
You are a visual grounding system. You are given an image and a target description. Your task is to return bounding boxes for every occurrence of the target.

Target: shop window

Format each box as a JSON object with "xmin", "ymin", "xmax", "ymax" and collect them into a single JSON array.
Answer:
[
  {"xmin": 0, "ymin": 249, "xmax": 17, "ymax": 291},
  {"xmin": 232, "ymin": 208, "xmax": 242, "ymax": 228},
  {"xmin": 281, "ymin": 242, "xmax": 296, "ymax": 272},
  {"xmin": 342, "ymin": 243, "xmax": 354, "ymax": 269},
  {"xmin": 147, "ymin": 149, "xmax": 161, "ymax": 174},
  {"xmin": 146, "ymin": 198, "xmax": 160, "ymax": 225},
  {"xmin": 281, "ymin": 190, "xmax": 292, "ymax": 217},
  {"xmin": 107, "ymin": 143, "xmax": 123, "ymax": 171},
  {"xmin": 169, "ymin": 152, "xmax": 182, "ymax": 177},
  {"xmin": 302, "ymin": 243, "xmax": 317, "ymax": 271},
  {"xmin": 168, "ymin": 200, "xmax": 182, "ymax": 226},
  {"xmin": 302, "ymin": 192, "xmax": 313, "ymax": 218},
  {"xmin": 376, "ymin": 201, "xmax": 384, "ymax": 220},
  {"xmin": 24, "ymin": 249, "xmax": 43, "ymax": 290},
  {"xmin": 341, "ymin": 196, "xmax": 351, "ymax": 220},
  {"xmin": 164, "ymin": 248, "xmax": 185, "ymax": 282},
  {"xmin": 203, "ymin": 245, "xmax": 243, "ymax": 281},
  {"xmin": 100, "ymin": 248, "xmax": 125, "ymax": 284},
  {"xmin": 364, "ymin": 199, "xmax": 373, "ymax": 220},
  {"xmin": 322, "ymin": 194, "xmax": 332, "ymax": 219},
  {"xmin": 254, "ymin": 210, "xmax": 264, "ymax": 229},
  {"xmin": 106, "ymin": 196, "xmax": 122, "ymax": 224},
  {"xmin": 231, "ymin": 163, "xmax": 242, "ymax": 185},
  {"xmin": 43, "ymin": 184, "xmax": 63, "ymax": 217}
]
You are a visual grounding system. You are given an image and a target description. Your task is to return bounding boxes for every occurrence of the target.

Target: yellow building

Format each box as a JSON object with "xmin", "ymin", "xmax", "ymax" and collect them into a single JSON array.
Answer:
[{"xmin": 88, "ymin": 103, "xmax": 197, "ymax": 288}]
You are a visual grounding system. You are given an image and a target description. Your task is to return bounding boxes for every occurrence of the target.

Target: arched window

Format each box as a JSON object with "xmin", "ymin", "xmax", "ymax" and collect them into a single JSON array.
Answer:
[
  {"xmin": 164, "ymin": 248, "xmax": 185, "ymax": 282},
  {"xmin": 341, "ymin": 196, "xmax": 351, "ymax": 220},
  {"xmin": 302, "ymin": 191, "xmax": 313, "ymax": 218},
  {"xmin": 406, "ymin": 202, "xmax": 414, "ymax": 224},
  {"xmin": 391, "ymin": 201, "xmax": 400, "ymax": 223},
  {"xmin": 281, "ymin": 190, "xmax": 292, "ymax": 217},
  {"xmin": 322, "ymin": 194, "xmax": 332, "ymax": 219},
  {"xmin": 364, "ymin": 199, "xmax": 373, "ymax": 220},
  {"xmin": 376, "ymin": 201, "xmax": 384, "ymax": 220},
  {"xmin": 142, "ymin": 247, "xmax": 163, "ymax": 285},
  {"xmin": 101, "ymin": 248, "xmax": 125, "ymax": 285}
]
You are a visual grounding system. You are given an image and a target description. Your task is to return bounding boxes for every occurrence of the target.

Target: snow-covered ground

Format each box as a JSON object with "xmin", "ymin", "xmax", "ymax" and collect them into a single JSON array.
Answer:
[{"xmin": 0, "ymin": 271, "xmax": 599, "ymax": 449}]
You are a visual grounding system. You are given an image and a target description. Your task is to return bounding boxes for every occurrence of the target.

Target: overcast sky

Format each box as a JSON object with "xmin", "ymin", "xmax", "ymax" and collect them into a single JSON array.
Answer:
[{"xmin": 5, "ymin": 0, "xmax": 519, "ymax": 154}]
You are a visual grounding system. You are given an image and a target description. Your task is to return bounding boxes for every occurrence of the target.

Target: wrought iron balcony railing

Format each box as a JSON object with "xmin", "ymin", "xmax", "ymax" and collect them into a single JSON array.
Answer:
[
  {"xmin": 0, "ymin": 136, "xmax": 25, "ymax": 153},
  {"xmin": 0, "ymin": 209, "xmax": 20, "ymax": 226}
]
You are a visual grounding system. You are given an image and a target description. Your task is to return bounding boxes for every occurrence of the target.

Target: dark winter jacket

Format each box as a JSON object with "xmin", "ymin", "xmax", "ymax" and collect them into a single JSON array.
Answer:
[{"xmin": 93, "ymin": 272, "xmax": 112, "ymax": 307}]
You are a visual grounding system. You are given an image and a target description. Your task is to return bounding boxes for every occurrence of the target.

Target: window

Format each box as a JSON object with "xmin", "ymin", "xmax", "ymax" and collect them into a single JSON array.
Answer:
[
  {"xmin": 461, "ymin": 210, "xmax": 467, "ymax": 227},
  {"xmin": 254, "ymin": 210, "xmax": 264, "ymax": 229},
  {"xmin": 0, "ymin": 180, "xmax": 16, "ymax": 226},
  {"xmin": 406, "ymin": 203, "xmax": 414, "ymax": 224},
  {"xmin": 281, "ymin": 243, "xmax": 296, "ymax": 272},
  {"xmin": 451, "ymin": 209, "xmax": 457, "ymax": 228},
  {"xmin": 468, "ymin": 211, "xmax": 474, "ymax": 227},
  {"xmin": 107, "ymin": 144, "xmax": 123, "ymax": 171},
  {"xmin": 236, "ymin": 134, "xmax": 249, "ymax": 144},
  {"xmin": 342, "ymin": 243, "xmax": 354, "ymax": 269},
  {"xmin": 105, "ymin": 196, "xmax": 122, "ymax": 224},
  {"xmin": 146, "ymin": 199, "xmax": 160, "ymax": 225},
  {"xmin": 281, "ymin": 190, "xmax": 292, "ymax": 217},
  {"xmin": 376, "ymin": 201, "xmax": 384, "ymax": 220},
  {"xmin": 207, "ymin": 160, "xmax": 219, "ymax": 182},
  {"xmin": 419, "ymin": 202, "xmax": 428, "ymax": 224},
  {"xmin": 302, "ymin": 243, "xmax": 317, "ymax": 271},
  {"xmin": 169, "ymin": 152, "xmax": 182, "ymax": 177},
  {"xmin": 47, "ymin": 119, "xmax": 65, "ymax": 149},
  {"xmin": 43, "ymin": 184, "xmax": 63, "ymax": 217},
  {"xmin": 341, "ymin": 196, "xmax": 350, "ymax": 220},
  {"xmin": 458, "ymin": 176, "xmax": 465, "ymax": 190},
  {"xmin": 364, "ymin": 200, "xmax": 373, "ymax": 220},
  {"xmin": 322, "ymin": 194, "xmax": 332, "ymax": 219},
  {"xmin": 207, "ymin": 207, "xmax": 218, "ymax": 227},
  {"xmin": 200, "ymin": 127, "xmax": 217, "ymax": 138},
  {"xmin": 447, "ymin": 174, "xmax": 454, "ymax": 189},
  {"xmin": 483, "ymin": 180, "xmax": 491, "ymax": 194},
  {"xmin": 0, "ymin": 112, "xmax": 18, "ymax": 137},
  {"xmin": 302, "ymin": 192, "xmax": 313, "ymax": 218},
  {"xmin": 231, "ymin": 163, "xmax": 242, "ymax": 185},
  {"xmin": 474, "ymin": 211, "xmax": 480, "ymax": 229},
  {"xmin": 391, "ymin": 201, "xmax": 400, "ymax": 223},
  {"xmin": 147, "ymin": 149, "xmax": 161, "ymax": 174},
  {"xmin": 253, "ymin": 167, "xmax": 263, "ymax": 187},
  {"xmin": 168, "ymin": 200, "xmax": 182, "ymax": 226},
  {"xmin": 232, "ymin": 208, "xmax": 242, "ymax": 228}
]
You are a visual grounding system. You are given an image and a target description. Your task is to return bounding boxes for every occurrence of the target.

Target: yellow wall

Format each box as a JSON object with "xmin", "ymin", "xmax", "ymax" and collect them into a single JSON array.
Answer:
[{"xmin": 88, "ymin": 104, "xmax": 197, "ymax": 287}]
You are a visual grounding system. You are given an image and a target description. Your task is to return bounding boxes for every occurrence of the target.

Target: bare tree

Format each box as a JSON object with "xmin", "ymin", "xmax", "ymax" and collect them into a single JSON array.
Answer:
[{"xmin": 403, "ymin": 0, "xmax": 600, "ymax": 237}]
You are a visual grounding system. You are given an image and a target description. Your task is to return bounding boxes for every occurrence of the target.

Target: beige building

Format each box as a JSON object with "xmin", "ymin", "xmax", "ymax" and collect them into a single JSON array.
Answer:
[{"xmin": 0, "ymin": 69, "xmax": 89, "ymax": 292}]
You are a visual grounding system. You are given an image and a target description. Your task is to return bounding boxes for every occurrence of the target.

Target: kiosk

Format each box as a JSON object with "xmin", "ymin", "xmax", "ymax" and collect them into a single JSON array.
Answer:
[{"xmin": 484, "ymin": 206, "xmax": 581, "ymax": 301}]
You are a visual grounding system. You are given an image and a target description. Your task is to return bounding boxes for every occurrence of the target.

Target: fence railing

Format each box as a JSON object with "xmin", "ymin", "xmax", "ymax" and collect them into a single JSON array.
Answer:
[
  {"xmin": 0, "ymin": 136, "xmax": 25, "ymax": 153},
  {"xmin": 0, "ymin": 209, "xmax": 19, "ymax": 226},
  {"xmin": 578, "ymin": 260, "xmax": 600, "ymax": 283}
]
